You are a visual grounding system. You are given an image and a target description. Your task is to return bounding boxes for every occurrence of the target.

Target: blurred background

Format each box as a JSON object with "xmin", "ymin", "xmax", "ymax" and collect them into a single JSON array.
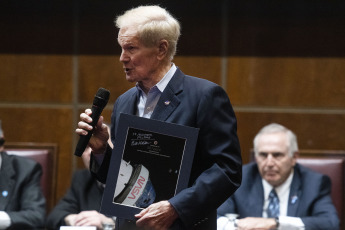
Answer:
[{"xmin": 0, "ymin": 0, "xmax": 344, "ymax": 205}]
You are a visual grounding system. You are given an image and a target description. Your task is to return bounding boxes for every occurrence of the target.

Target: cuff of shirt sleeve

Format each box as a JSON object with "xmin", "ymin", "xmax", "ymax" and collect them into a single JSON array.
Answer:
[
  {"xmin": 0, "ymin": 211, "xmax": 11, "ymax": 229},
  {"xmin": 278, "ymin": 216, "xmax": 305, "ymax": 230}
]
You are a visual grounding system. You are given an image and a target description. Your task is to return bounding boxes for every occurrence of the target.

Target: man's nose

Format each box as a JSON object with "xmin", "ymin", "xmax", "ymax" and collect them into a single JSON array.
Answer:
[
  {"xmin": 119, "ymin": 50, "xmax": 128, "ymax": 62},
  {"xmin": 266, "ymin": 154, "xmax": 275, "ymax": 165}
]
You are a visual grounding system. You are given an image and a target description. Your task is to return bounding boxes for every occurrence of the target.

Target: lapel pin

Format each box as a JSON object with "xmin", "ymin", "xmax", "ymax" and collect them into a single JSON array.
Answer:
[
  {"xmin": 164, "ymin": 101, "xmax": 171, "ymax": 105},
  {"xmin": 2, "ymin": 190, "xmax": 8, "ymax": 197},
  {"xmin": 291, "ymin": 195, "xmax": 298, "ymax": 204}
]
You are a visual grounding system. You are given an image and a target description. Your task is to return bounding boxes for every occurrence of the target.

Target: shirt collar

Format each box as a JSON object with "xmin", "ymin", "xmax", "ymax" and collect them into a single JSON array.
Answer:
[{"xmin": 136, "ymin": 63, "xmax": 177, "ymax": 94}]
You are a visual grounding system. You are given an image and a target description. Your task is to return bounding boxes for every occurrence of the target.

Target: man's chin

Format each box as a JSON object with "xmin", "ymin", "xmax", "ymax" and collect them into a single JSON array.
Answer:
[
  {"xmin": 126, "ymin": 76, "xmax": 136, "ymax": 83},
  {"xmin": 264, "ymin": 175, "xmax": 279, "ymax": 184}
]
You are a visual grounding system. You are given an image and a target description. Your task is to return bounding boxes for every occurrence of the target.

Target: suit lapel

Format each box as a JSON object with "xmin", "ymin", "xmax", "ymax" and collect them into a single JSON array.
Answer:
[
  {"xmin": 125, "ymin": 89, "xmax": 140, "ymax": 116},
  {"xmin": 287, "ymin": 166, "xmax": 302, "ymax": 216},
  {"xmin": 0, "ymin": 153, "xmax": 15, "ymax": 210},
  {"xmin": 251, "ymin": 174, "xmax": 265, "ymax": 216},
  {"xmin": 151, "ymin": 68, "xmax": 183, "ymax": 121}
]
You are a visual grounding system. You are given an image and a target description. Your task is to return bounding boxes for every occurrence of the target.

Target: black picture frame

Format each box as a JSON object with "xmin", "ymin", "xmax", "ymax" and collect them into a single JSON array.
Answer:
[{"xmin": 100, "ymin": 113, "xmax": 199, "ymax": 220}]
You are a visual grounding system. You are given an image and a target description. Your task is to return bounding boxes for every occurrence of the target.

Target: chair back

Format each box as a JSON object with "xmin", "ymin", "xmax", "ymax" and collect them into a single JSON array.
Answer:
[{"xmin": 298, "ymin": 150, "xmax": 345, "ymax": 230}]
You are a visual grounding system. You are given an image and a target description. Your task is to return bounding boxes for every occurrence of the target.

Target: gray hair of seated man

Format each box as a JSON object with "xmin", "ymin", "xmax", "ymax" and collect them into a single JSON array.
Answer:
[{"xmin": 253, "ymin": 123, "xmax": 299, "ymax": 158}]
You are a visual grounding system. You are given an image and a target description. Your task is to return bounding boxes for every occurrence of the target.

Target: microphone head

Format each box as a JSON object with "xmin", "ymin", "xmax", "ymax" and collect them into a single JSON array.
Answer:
[
  {"xmin": 96, "ymin": 87, "xmax": 110, "ymax": 101},
  {"xmin": 93, "ymin": 87, "xmax": 110, "ymax": 108}
]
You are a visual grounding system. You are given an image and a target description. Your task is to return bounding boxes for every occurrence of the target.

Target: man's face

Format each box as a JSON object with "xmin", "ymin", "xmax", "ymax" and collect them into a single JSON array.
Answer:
[
  {"xmin": 117, "ymin": 27, "xmax": 160, "ymax": 84},
  {"xmin": 255, "ymin": 132, "xmax": 297, "ymax": 187}
]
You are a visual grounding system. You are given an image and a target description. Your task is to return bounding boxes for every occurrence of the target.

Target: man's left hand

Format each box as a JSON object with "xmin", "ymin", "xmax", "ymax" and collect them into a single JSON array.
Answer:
[{"xmin": 135, "ymin": 201, "xmax": 178, "ymax": 230}]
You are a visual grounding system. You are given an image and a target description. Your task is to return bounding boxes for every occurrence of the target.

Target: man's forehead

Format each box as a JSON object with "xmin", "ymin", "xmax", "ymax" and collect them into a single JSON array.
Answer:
[
  {"xmin": 118, "ymin": 28, "xmax": 139, "ymax": 43},
  {"xmin": 117, "ymin": 34, "xmax": 140, "ymax": 46},
  {"xmin": 118, "ymin": 26, "xmax": 138, "ymax": 37},
  {"xmin": 257, "ymin": 133, "xmax": 288, "ymax": 149}
]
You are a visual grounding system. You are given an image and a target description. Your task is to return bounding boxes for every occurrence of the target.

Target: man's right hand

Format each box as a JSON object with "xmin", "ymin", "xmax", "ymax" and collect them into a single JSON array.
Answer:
[
  {"xmin": 64, "ymin": 210, "xmax": 115, "ymax": 229},
  {"xmin": 75, "ymin": 108, "xmax": 109, "ymax": 155}
]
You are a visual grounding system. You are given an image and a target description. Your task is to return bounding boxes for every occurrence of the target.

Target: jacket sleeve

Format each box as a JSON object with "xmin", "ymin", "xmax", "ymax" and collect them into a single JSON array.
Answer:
[
  {"xmin": 7, "ymin": 162, "xmax": 46, "ymax": 229},
  {"xmin": 300, "ymin": 174, "xmax": 340, "ymax": 230},
  {"xmin": 46, "ymin": 172, "xmax": 82, "ymax": 230},
  {"xmin": 168, "ymin": 84, "xmax": 242, "ymax": 228}
]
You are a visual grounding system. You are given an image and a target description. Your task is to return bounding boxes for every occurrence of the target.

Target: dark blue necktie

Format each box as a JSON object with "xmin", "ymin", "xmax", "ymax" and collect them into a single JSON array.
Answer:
[{"xmin": 267, "ymin": 189, "xmax": 280, "ymax": 218}]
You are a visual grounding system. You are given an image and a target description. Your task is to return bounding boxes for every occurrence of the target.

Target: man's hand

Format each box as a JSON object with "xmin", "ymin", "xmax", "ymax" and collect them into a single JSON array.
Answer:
[
  {"xmin": 236, "ymin": 217, "xmax": 277, "ymax": 230},
  {"xmin": 64, "ymin": 210, "xmax": 115, "ymax": 229},
  {"xmin": 135, "ymin": 201, "xmax": 178, "ymax": 230},
  {"xmin": 75, "ymin": 109, "xmax": 109, "ymax": 155}
]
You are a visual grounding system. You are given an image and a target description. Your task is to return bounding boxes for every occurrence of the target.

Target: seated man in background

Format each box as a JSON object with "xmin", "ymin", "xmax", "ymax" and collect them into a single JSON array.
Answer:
[
  {"xmin": 46, "ymin": 147, "xmax": 115, "ymax": 229},
  {"xmin": 46, "ymin": 138, "xmax": 115, "ymax": 229},
  {"xmin": 0, "ymin": 120, "xmax": 46, "ymax": 229},
  {"xmin": 217, "ymin": 123, "xmax": 339, "ymax": 230}
]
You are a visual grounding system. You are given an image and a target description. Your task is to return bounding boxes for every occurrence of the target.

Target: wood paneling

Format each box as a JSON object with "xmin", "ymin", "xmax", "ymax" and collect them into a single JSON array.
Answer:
[
  {"xmin": 235, "ymin": 111, "xmax": 345, "ymax": 164},
  {"xmin": 0, "ymin": 54, "xmax": 73, "ymax": 103},
  {"xmin": 227, "ymin": 57, "xmax": 345, "ymax": 107},
  {"xmin": 78, "ymin": 55, "xmax": 134, "ymax": 104},
  {"xmin": 174, "ymin": 57, "xmax": 222, "ymax": 85},
  {"xmin": 0, "ymin": 108, "xmax": 73, "ymax": 200}
]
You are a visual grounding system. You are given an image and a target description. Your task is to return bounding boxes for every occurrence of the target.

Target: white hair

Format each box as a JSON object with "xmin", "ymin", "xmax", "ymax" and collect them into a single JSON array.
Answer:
[
  {"xmin": 115, "ymin": 5, "xmax": 181, "ymax": 60},
  {"xmin": 253, "ymin": 123, "xmax": 299, "ymax": 157}
]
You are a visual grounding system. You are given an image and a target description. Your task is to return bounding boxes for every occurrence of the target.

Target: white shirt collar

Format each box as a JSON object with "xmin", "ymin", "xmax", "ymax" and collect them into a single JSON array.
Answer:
[{"xmin": 136, "ymin": 63, "xmax": 177, "ymax": 94}]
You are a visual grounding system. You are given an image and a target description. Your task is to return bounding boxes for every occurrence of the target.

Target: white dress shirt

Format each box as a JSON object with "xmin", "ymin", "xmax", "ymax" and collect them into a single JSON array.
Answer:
[{"xmin": 136, "ymin": 63, "xmax": 177, "ymax": 118}]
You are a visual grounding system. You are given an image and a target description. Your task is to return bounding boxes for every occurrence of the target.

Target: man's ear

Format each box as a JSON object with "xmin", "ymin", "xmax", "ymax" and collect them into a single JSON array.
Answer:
[{"xmin": 157, "ymin": 39, "xmax": 168, "ymax": 60}]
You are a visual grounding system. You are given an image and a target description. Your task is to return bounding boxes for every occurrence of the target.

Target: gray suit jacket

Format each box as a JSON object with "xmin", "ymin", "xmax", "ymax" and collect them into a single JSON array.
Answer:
[
  {"xmin": 91, "ymin": 68, "xmax": 242, "ymax": 229},
  {"xmin": 217, "ymin": 162, "xmax": 340, "ymax": 230},
  {"xmin": 0, "ymin": 151, "xmax": 45, "ymax": 229}
]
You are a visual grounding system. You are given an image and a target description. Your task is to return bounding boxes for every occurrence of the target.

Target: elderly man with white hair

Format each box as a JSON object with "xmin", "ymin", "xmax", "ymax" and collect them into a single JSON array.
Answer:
[{"xmin": 217, "ymin": 123, "xmax": 339, "ymax": 230}]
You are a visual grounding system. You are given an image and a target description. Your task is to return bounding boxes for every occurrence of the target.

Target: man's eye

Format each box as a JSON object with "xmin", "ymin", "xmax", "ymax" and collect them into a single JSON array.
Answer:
[
  {"xmin": 259, "ymin": 152, "xmax": 268, "ymax": 158},
  {"xmin": 273, "ymin": 152, "xmax": 284, "ymax": 158},
  {"xmin": 128, "ymin": 46, "xmax": 136, "ymax": 51}
]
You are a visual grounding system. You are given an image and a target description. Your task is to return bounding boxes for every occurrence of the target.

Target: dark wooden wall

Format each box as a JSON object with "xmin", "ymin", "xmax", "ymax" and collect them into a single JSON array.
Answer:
[{"xmin": 0, "ymin": 0, "xmax": 344, "ymax": 206}]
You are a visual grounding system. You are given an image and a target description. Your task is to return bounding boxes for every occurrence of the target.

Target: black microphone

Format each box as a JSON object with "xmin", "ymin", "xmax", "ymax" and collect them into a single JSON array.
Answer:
[{"xmin": 74, "ymin": 87, "xmax": 110, "ymax": 157}]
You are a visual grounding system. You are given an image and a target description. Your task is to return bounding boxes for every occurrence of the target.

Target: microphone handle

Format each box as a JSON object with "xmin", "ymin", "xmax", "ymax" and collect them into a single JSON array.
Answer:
[{"xmin": 74, "ymin": 104, "xmax": 104, "ymax": 157}]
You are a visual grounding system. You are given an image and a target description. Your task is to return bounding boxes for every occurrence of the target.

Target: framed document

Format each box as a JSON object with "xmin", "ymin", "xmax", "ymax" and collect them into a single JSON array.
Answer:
[{"xmin": 100, "ymin": 113, "xmax": 199, "ymax": 220}]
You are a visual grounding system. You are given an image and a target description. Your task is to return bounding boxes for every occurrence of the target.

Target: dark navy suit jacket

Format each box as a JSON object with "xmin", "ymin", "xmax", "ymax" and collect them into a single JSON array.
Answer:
[
  {"xmin": 91, "ymin": 68, "xmax": 242, "ymax": 229},
  {"xmin": 217, "ymin": 162, "xmax": 340, "ymax": 230},
  {"xmin": 0, "ymin": 152, "xmax": 45, "ymax": 229}
]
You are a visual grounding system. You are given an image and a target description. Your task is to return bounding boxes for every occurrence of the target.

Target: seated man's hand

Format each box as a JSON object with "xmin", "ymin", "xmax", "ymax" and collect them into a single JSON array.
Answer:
[
  {"xmin": 237, "ymin": 217, "xmax": 277, "ymax": 230},
  {"xmin": 64, "ymin": 210, "xmax": 115, "ymax": 229},
  {"xmin": 135, "ymin": 200, "xmax": 178, "ymax": 230}
]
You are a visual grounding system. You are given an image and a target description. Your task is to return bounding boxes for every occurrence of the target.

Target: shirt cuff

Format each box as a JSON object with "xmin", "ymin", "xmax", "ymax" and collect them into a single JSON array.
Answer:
[
  {"xmin": 92, "ymin": 151, "xmax": 105, "ymax": 165},
  {"xmin": 217, "ymin": 216, "xmax": 237, "ymax": 229},
  {"xmin": 0, "ymin": 211, "xmax": 11, "ymax": 229},
  {"xmin": 278, "ymin": 216, "xmax": 305, "ymax": 230}
]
